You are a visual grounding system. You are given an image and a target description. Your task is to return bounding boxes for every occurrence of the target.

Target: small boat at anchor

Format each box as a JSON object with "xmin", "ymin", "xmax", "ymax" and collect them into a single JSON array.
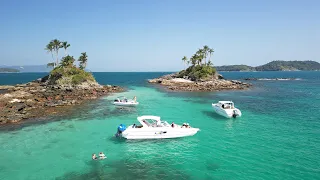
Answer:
[
  {"xmin": 115, "ymin": 115, "xmax": 200, "ymax": 140},
  {"xmin": 212, "ymin": 101, "xmax": 242, "ymax": 118},
  {"xmin": 113, "ymin": 96, "xmax": 139, "ymax": 107}
]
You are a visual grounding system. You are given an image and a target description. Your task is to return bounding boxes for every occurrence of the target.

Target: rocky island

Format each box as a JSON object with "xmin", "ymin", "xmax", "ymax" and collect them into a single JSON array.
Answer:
[
  {"xmin": 0, "ymin": 39, "xmax": 122, "ymax": 125},
  {"xmin": 148, "ymin": 46, "xmax": 251, "ymax": 91},
  {"xmin": 215, "ymin": 60, "xmax": 320, "ymax": 71}
]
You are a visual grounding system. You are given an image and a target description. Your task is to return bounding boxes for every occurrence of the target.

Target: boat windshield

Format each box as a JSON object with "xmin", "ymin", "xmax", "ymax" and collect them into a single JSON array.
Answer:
[
  {"xmin": 161, "ymin": 121, "xmax": 170, "ymax": 127},
  {"xmin": 220, "ymin": 102, "xmax": 234, "ymax": 109},
  {"xmin": 141, "ymin": 119, "xmax": 166, "ymax": 127}
]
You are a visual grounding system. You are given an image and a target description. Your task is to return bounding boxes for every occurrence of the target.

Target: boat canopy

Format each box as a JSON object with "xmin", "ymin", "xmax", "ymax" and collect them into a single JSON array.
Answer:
[
  {"xmin": 218, "ymin": 101, "xmax": 233, "ymax": 105},
  {"xmin": 137, "ymin": 116, "xmax": 161, "ymax": 127}
]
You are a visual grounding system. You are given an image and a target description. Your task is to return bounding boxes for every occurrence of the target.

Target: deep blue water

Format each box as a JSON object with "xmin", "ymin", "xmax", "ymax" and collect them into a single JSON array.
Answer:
[{"xmin": 1, "ymin": 71, "xmax": 319, "ymax": 86}]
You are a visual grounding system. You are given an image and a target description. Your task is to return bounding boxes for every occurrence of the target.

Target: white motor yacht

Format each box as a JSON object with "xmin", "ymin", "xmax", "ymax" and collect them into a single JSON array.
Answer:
[
  {"xmin": 115, "ymin": 115, "xmax": 200, "ymax": 139},
  {"xmin": 212, "ymin": 101, "xmax": 242, "ymax": 118},
  {"xmin": 113, "ymin": 96, "xmax": 139, "ymax": 107}
]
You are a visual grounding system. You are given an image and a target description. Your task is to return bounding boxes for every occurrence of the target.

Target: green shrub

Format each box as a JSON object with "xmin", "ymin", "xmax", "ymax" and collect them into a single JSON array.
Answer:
[
  {"xmin": 178, "ymin": 65, "xmax": 216, "ymax": 81},
  {"xmin": 49, "ymin": 66, "xmax": 95, "ymax": 85},
  {"xmin": 72, "ymin": 74, "xmax": 86, "ymax": 84}
]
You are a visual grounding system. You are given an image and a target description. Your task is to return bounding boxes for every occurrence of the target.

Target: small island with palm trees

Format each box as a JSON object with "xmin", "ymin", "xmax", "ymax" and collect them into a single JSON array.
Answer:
[
  {"xmin": 0, "ymin": 39, "xmax": 122, "ymax": 125},
  {"xmin": 44, "ymin": 39, "xmax": 96, "ymax": 87},
  {"xmin": 149, "ymin": 45, "xmax": 251, "ymax": 91}
]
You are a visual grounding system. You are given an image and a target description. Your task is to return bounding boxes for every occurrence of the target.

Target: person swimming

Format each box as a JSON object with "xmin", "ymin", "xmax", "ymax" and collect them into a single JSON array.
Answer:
[
  {"xmin": 92, "ymin": 153, "xmax": 97, "ymax": 160},
  {"xmin": 99, "ymin": 152, "xmax": 106, "ymax": 159}
]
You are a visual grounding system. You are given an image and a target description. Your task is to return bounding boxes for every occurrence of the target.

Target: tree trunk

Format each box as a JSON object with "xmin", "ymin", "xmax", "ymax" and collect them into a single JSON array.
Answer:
[
  {"xmin": 51, "ymin": 52, "xmax": 54, "ymax": 65},
  {"xmin": 56, "ymin": 50, "xmax": 59, "ymax": 66}
]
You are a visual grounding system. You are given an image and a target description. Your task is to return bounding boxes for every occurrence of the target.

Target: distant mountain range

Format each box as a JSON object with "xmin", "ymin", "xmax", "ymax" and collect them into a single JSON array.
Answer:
[
  {"xmin": 0, "ymin": 65, "xmax": 52, "ymax": 72},
  {"xmin": 215, "ymin": 61, "xmax": 320, "ymax": 71}
]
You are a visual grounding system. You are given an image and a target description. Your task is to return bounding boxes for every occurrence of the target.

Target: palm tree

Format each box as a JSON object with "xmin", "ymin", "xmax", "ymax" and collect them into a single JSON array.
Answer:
[
  {"xmin": 47, "ymin": 62, "xmax": 55, "ymax": 68},
  {"xmin": 196, "ymin": 49, "xmax": 205, "ymax": 65},
  {"xmin": 190, "ymin": 55, "xmax": 197, "ymax": 66},
  {"xmin": 60, "ymin": 55, "xmax": 75, "ymax": 67},
  {"xmin": 182, "ymin": 56, "xmax": 188, "ymax": 70},
  {"xmin": 62, "ymin": 41, "xmax": 70, "ymax": 56},
  {"xmin": 78, "ymin": 52, "xmax": 88, "ymax": 70},
  {"xmin": 208, "ymin": 48, "xmax": 214, "ymax": 64},
  {"xmin": 52, "ymin": 39, "xmax": 62, "ymax": 66},
  {"xmin": 45, "ymin": 42, "xmax": 55, "ymax": 67},
  {"xmin": 203, "ymin": 45, "xmax": 209, "ymax": 64},
  {"xmin": 198, "ymin": 54, "xmax": 204, "ymax": 65},
  {"xmin": 207, "ymin": 60, "xmax": 213, "ymax": 66}
]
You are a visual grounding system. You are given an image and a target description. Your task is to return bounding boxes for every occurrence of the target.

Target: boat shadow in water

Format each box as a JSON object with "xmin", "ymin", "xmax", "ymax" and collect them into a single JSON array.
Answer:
[
  {"xmin": 202, "ymin": 110, "xmax": 232, "ymax": 121},
  {"xmin": 108, "ymin": 136, "xmax": 127, "ymax": 144}
]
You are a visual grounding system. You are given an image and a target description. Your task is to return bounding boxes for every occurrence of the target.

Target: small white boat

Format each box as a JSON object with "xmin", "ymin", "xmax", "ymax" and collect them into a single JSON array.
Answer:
[
  {"xmin": 115, "ymin": 115, "xmax": 200, "ymax": 140},
  {"xmin": 212, "ymin": 101, "xmax": 242, "ymax": 118},
  {"xmin": 113, "ymin": 96, "xmax": 139, "ymax": 107}
]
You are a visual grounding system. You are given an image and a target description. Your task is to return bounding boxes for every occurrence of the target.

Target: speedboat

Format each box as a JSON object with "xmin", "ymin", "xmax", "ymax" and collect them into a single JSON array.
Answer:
[
  {"xmin": 115, "ymin": 115, "xmax": 200, "ymax": 139},
  {"xmin": 212, "ymin": 101, "xmax": 242, "ymax": 118},
  {"xmin": 113, "ymin": 96, "xmax": 139, "ymax": 107}
]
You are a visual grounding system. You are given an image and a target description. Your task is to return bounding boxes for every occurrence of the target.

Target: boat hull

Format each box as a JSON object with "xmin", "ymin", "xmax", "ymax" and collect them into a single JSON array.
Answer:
[
  {"xmin": 121, "ymin": 128, "xmax": 199, "ymax": 140},
  {"xmin": 113, "ymin": 102, "xmax": 139, "ymax": 107},
  {"xmin": 212, "ymin": 103, "xmax": 242, "ymax": 118}
]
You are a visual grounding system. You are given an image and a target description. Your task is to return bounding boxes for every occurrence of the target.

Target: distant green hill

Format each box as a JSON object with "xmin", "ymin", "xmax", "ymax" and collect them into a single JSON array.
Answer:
[
  {"xmin": 216, "ymin": 61, "xmax": 320, "ymax": 71},
  {"xmin": 0, "ymin": 68, "xmax": 19, "ymax": 73},
  {"xmin": 215, "ymin": 65, "xmax": 255, "ymax": 72}
]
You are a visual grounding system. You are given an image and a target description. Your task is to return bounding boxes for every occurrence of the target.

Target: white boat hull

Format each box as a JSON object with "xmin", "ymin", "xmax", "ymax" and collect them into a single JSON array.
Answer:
[
  {"xmin": 113, "ymin": 102, "xmax": 139, "ymax": 107},
  {"xmin": 121, "ymin": 127, "xmax": 199, "ymax": 139},
  {"xmin": 212, "ymin": 103, "xmax": 242, "ymax": 118}
]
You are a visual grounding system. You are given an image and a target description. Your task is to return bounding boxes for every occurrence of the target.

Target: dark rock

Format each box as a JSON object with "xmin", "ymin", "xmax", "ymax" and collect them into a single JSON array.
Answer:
[
  {"xmin": 16, "ymin": 104, "xmax": 26, "ymax": 112},
  {"xmin": 217, "ymin": 74, "xmax": 224, "ymax": 79}
]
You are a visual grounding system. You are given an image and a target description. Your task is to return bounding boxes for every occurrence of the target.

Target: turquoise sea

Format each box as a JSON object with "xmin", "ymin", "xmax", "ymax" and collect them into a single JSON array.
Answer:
[{"xmin": 0, "ymin": 71, "xmax": 319, "ymax": 180}]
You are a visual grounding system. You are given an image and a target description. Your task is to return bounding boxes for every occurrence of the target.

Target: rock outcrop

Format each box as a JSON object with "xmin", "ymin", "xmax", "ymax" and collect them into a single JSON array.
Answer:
[
  {"xmin": 148, "ymin": 73, "xmax": 251, "ymax": 92},
  {"xmin": 0, "ymin": 77, "xmax": 123, "ymax": 125}
]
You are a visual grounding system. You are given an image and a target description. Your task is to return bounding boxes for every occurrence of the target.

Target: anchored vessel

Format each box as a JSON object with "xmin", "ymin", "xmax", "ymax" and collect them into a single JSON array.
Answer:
[
  {"xmin": 115, "ymin": 116, "xmax": 200, "ymax": 139},
  {"xmin": 212, "ymin": 101, "xmax": 242, "ymax": 118},
  {"xmin": 113, "ymin": 96, "xmax": 139, "ymax": 107}
]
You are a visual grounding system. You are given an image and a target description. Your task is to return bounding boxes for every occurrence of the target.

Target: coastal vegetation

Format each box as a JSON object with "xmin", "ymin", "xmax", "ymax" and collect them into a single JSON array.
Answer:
[
  {"xmin": 177, "ymin": 45, "xmax": 216, "ymax": 81},
  {"xmin": 0, "ymin": 68, "xmax": 19, "ymax": 73},
  {"xmin": 215, "ymin": 60, "xmax": 320, "ymax": 71},
  {"xmin": 44, "ymin": 39, "xmax": 95, "ymax": 86}
]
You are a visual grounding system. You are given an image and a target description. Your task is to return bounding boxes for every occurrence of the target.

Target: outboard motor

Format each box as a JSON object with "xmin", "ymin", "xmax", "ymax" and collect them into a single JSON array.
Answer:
[
  {"xmin": 115, "ymin": 124, "xmax": 126, "ymax": 137},
  {"xmin": 232, "ymin": 110, "xmax": 238, "ymax": 118}
]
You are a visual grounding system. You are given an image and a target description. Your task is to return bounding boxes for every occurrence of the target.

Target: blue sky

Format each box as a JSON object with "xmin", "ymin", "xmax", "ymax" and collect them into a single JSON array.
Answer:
[{"xmin": 0, "ymin": 0, "xmax": 319, "ymax": 71}]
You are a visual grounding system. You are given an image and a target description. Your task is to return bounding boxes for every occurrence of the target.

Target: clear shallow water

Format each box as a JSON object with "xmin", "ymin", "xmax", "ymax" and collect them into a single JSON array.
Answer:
[{"xmin": 0, "ymin": 72, "xmax": 320, "ymax": 180}]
